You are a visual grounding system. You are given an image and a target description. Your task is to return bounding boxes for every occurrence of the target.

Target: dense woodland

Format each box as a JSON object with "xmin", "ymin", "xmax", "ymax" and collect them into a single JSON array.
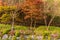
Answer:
[{"xmin": 0, "ymin": 0, "xmax": 60, "ymax": 27}]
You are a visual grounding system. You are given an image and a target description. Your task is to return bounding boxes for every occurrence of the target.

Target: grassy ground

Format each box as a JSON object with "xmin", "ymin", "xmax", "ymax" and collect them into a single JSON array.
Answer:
[
  {"xmin": 0, "ymin": 24, "xmax": 60, "ymax": 40},
  {"xmin": 35, "ymin": 26, "xmax": 60, "ymax": 40},
  {"xmin": 0, "ymin": 24, "xmax": 60, "ymax": 35},
  {"xmin": 0, "ymin": 24, "xmax": 28, "ymax": 35},
  {"xmin": 35, "ymin": 26, "xmax": 60, "ymax": 34}
]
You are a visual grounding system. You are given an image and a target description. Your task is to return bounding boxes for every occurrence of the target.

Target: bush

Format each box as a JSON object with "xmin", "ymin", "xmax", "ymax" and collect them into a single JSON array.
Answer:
[
  {"xmin": 2, "ymin": 29, "xmax": 10, "ymax": 35},
  {"xmin": 12, "ymin": 36, "xmax": 17, "ymax": 40},
  {"xmin": 15, "ymin": 30, "xmax": 20, "ymax": 37}
]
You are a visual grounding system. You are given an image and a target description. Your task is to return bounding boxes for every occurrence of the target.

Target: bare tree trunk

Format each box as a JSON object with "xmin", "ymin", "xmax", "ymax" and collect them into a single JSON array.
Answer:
[
  {"xmin": 47, "ymin": 14, "xmax": 56, "ymax": 30},
  {"xmin": 11, "ymin": 11, "xmax": 14, "ymax": 30},
  {"xmin": 48, "ymin": 15, "xmax": 55, "ymax": 26},
  {"xmin": 43, "ymin": 15, "xmax": 47, "ymax": 26},
  {"xmin": 44, "ymin": 18, "xmax": 47, "ymax": 26},
  {"xmin": 30, "ymin": 13, "xmax": 33, "ymax": 30},
  {"xmin": 34, "ymin": 20, "xmax": 36, "ymax": 29},
  {"xmin": 30, "ymin": 17, "xmax": 33, "ymax": 29}
]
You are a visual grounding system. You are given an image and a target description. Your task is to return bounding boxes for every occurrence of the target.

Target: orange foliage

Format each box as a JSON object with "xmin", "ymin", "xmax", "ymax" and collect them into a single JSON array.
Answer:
[
  {"xmin": 20, "ymin": 0, "xmax": 44, "ymax": 20},
  {"xmin": 0, "ymin": 0, "xmax": 3, "ymax": 6}
]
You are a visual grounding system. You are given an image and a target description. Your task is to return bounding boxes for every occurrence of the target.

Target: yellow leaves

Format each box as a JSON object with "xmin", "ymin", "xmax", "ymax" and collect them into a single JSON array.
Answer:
[
  {"xmin": 0, "ymin": 6, "xmax": 16, "ymax": 11},
  {"xmin": 1, "ymin": 13, "xmax": 11, "ymax": 23}
]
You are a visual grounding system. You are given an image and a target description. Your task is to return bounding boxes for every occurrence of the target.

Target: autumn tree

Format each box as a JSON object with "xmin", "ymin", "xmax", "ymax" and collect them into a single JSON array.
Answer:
[{"xmin": 20, "ymin": 0, "xmax": 46, "ymax": 28}]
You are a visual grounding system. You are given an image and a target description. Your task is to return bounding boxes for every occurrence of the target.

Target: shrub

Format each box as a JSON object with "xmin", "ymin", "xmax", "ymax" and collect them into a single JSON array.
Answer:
[
  {"xmin": 2, "ymin": 29, "xmax": 10, "ymax": 35},
  {"xmin": 15, "ymin": 30, "xmax": 20, "ymax": 37},
  {"xmin": 12, "ymin": 36, "xmax": 17, "ymax": 40}
]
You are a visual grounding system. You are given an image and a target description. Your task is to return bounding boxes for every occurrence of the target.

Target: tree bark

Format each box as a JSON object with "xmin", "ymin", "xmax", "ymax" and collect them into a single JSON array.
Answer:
[
  {"xmin": 47, "ymin": 14, "xmax": 56, "ymax": 30},
  {"xmin": 34, "ymin": 20, "xmax": 36, "ymax": 28},
  {"xmin": 11, "ymin": 11, "xmax": 14, "ymax": 30},
  {"xmin": 30, "ymin": 14, "xmax": 33, "ymax": 30}
]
